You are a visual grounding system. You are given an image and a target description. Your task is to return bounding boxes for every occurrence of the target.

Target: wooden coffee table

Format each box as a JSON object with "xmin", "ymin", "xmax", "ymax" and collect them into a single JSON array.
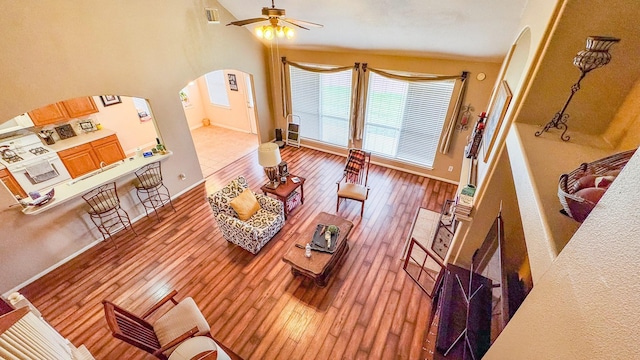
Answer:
[
  {"xmin": 260, "ymin": 174, "xmax": 305, "ymax": 219},
  {"xmin": 282, "ymin": 212, "xmax": 354, "ymax": 287}
]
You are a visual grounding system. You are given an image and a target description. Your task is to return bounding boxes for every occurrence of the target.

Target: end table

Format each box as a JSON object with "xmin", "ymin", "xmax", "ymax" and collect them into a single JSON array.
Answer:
[{"xmin": 260, "ymin": 174, "xmax": 305, "ymax": 219}]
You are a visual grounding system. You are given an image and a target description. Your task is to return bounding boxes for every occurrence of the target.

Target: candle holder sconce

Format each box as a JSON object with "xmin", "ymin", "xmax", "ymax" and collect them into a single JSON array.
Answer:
[
  {"xmin": 457, "ymin": 104, "xmax": 474, "ymax": 132},
  {"xmin": 535, "ymin": 36, "xmax": 620, "ymax": 141}
]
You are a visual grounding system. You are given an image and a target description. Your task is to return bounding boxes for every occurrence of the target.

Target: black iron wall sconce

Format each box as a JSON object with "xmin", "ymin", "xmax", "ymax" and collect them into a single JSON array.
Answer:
[{"xmin": 535, "ymin": 36, "xmax": 620, "ymax": 141}]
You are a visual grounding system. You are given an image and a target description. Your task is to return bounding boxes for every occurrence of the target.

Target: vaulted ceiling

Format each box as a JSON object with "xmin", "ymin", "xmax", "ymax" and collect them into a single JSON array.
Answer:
[{"xmin": 218, "ymin": 0, "xmax": 529, "ymax": 61}]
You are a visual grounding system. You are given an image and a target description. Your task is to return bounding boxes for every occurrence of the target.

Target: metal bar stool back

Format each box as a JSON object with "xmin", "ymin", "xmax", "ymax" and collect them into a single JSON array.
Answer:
[
  {"xmin": 134, "ymin": 161, "xmax": 175, "ymax": 220},
  {"xmin": 82, "ymin": 182, "xmax": 136, "ymax": 248}
]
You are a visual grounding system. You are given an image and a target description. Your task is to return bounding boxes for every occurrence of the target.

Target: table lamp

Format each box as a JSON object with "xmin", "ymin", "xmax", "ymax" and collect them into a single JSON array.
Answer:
[{"xmin": 258, "ymin": 142, "xmax": 282, "ymax": 189}]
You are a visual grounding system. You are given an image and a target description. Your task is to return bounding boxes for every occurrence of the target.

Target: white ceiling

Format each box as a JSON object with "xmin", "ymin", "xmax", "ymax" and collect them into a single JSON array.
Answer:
[{"xmin": 218, "ymin": 0, "xmax": 529, "ymax": 61}]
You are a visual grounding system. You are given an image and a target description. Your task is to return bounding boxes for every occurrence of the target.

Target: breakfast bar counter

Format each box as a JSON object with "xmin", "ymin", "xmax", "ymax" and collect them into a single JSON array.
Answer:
[{"xmin": 21, "ymin": 151, "xmax": 173, "ymax": 215}]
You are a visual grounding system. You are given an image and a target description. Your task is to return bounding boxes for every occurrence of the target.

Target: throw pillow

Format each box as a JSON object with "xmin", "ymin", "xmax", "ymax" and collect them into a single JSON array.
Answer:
[{"xmin": 230, "ymin": 188, "xmax": 261, "ymax": 221}]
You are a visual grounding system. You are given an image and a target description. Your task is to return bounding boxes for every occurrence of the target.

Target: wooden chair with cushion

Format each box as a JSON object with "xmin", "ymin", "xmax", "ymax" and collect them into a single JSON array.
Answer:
[
  {"xmin": 337, "ymin": 149, "xmax": 371, "ymax": 216},
  {"xmin": 102, "ymin": 290, "xmax": 211, "ymax": 360}
]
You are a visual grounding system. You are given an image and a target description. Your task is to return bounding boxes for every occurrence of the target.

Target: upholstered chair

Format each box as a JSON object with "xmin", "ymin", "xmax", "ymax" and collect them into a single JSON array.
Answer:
[{"xmin": 208, "ymin": 176, "xmax": 285, "ymax": 254}]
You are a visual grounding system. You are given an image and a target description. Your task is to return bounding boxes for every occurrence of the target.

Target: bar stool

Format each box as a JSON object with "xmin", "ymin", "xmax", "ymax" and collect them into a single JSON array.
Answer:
[
  {"xmin": 82, "ymin": 182, "xmax": 136, "ymax": 248},
  {"xmin": 133, "ymin": 161, "xmax": 175, "ymax": 220}
]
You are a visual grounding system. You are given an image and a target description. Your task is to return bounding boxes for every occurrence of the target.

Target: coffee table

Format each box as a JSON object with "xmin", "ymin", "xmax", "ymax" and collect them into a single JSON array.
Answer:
[
  {"xmin": 282, "ymin": 212, "xmax": 354, "ymax": 287},
  {"xmin": 260, "ymin": 174, "xmax": 305, "ymax": 219}
]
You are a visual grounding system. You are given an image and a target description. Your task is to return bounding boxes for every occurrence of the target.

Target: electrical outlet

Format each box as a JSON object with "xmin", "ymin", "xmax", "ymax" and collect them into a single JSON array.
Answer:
[{"xmin": 448, "ymin": 166, "xmax": 454, "ymax": 172}]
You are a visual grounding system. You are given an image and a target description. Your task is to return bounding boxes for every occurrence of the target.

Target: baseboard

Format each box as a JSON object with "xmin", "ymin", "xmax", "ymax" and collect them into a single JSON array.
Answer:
[
  {"xmin": 208, "ymin": 122, "xmax": 253, "ymax": 134},
  {"xmin": 2, "ymin": 238, "xmax": 104, "ymax": 297},
  {"xmin": 2, "ymin": 178, "xmax": 207, "ymax": 298},
  {"xmin": 299, "ymin": 141, "xmax": 458, "ymax": 185},
  {"xmin": 173, "ymin": 178, "xmax": 206, "ymax": 197}
]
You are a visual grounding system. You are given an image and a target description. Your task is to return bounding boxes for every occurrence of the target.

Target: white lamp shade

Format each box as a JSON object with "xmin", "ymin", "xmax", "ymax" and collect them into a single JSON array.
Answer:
[{"xmin": 258, "ymin": 142, "xmax": 282, "ymax": 167}]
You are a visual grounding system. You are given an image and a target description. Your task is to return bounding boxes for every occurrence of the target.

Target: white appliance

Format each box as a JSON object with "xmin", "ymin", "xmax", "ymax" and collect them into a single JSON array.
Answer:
[
  {"xmin": 0, "ymin": 133, "xmax": 71, "ymax": 196},
  {"xmin": 0, "ymin": 113, "xmax": 35, "ymax": 135}
]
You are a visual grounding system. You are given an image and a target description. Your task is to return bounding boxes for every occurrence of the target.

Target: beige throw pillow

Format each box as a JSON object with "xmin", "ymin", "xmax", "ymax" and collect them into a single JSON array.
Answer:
[{"xmin": 230, "ymin": 188, "xmax": 261, "ymax": 221}]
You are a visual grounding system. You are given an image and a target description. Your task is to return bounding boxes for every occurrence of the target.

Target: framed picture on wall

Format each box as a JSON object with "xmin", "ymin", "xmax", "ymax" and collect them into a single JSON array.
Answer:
[
  {"xmin": 482, "ymin": 80, "xmax": 512, "ymax": 162},
  {"xmin": 100, "ymin": 95, "xmax": 121, "ymax": 107},
  {"xmin": 228, "ymin": 73, "xmax": 238, "ymax": 91}
]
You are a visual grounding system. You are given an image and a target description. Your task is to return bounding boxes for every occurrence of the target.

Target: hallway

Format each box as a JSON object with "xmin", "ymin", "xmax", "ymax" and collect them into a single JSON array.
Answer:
[{"xmin": 191, "ymin": 125, "xmax": 259, "ymax": 178}]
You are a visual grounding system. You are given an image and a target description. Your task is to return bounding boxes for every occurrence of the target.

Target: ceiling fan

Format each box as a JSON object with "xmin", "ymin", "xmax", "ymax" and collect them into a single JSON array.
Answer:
[{"xmin": 226, "ymin": 0, "xmax": 323, "ymax": 39}]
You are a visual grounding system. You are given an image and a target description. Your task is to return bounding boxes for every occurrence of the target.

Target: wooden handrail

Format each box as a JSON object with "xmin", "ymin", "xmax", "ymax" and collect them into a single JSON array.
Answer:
[
  {"xmin": 0, "ymin": 307, "xmax": 29, "ymax": 335},
  {"xmin": 141, "ymin": 290, "xmax": 179, "ymax": 319}
]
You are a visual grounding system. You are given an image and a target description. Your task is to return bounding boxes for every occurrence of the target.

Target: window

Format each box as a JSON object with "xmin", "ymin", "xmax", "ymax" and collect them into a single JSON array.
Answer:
[
  {"xmin": 289, "ymin": 67, "xmax": 352, "ymax": 147},
  {"xmin": 363, "ymin": 72, "xmax": 455, "ymax": 168},
  {"xmin": 204, "ymin": 70, "xmax": 230, "ymax": 107},
  {"xmin": 132, "ymin": 97, "xmax": 153, "ymax": 122}
]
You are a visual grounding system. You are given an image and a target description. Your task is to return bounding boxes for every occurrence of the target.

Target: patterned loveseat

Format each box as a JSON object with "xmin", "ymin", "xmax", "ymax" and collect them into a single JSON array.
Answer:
[{"xmin": 207, "ymin": 176, "xmax": 285, "ymax": 254}]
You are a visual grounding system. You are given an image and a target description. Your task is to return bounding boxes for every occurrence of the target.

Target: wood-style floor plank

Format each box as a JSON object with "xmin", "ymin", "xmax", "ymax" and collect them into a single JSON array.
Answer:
[{"xmin": 20, "ymin": 146, "xmax": 458, "ymax": 359}]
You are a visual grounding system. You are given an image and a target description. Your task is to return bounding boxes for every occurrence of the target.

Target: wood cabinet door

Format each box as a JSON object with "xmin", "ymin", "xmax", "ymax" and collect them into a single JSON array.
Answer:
[
  {"xmin": 58, "ymin": 144, "xmax": 100, "ymax": 178},
  {"xmin": 62, "ymin": 97, "xmax": 98, "ymax": 118},
  {"xmin": 92, "ymin": 135, "xmax": 126, "ymax": 165},
  {"xmin": 0, "ymin": 168, "xmax": 27, "ymax": 198},
  {"xmin": 28, "ymin": 103, "xmax": 69, "ymax": 126}
]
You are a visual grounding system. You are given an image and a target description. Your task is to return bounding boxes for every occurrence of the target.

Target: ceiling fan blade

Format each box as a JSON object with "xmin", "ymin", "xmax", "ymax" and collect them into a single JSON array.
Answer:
[
  {"xmin": 282, "ymin": 18, "xmax": 324, "ymax": 28},
  {"xmin": 226, "ymin": 18, "xmax": 267, "ymax": 27},
  {"xmin": 281, "ymin": 19, "xmax": 309, "ymax": 30}
]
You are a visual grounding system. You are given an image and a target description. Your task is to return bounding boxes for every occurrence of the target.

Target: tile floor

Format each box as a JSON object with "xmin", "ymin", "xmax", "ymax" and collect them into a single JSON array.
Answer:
[{"xmin": 191, "ymin": 125, "xmax": 258, "ymax": 178}]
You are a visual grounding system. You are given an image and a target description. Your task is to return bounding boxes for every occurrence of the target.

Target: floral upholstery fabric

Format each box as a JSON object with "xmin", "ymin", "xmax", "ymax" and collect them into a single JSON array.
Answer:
[{"xmin": 207, "ymin": 176, "xmax": 285, "ymax": 254}]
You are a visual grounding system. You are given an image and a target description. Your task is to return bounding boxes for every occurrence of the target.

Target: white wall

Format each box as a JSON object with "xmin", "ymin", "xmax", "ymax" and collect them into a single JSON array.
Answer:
[
  {"xmin": 182, "ymin": 81, "xmax": 208, "ymax": 130},
  {"xmin": 0, "ymin": 0, "xmax": 272, "ymax": 293},
  {"xmin": 90, "ymin": 96, "xmax": 159, "ymax": 154},
  {"xmin": 198, "ymin": 70, "xmax": 254, "ymax": 133},
  {"xmin": 480, "ymin": 0, "xmax": 640, "ymax": 358},
  {"xmin": 485, "ymin": 150, "xmax": 640, "ymax": 359}
]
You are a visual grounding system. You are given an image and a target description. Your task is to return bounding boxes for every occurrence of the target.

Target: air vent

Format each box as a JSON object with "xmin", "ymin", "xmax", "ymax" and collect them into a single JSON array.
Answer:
[{"xmin": 205, "ymin": 8, "xmax": 220, "ymax": 24}]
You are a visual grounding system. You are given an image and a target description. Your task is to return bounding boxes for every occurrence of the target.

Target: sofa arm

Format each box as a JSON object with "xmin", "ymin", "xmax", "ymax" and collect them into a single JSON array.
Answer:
[{"xmin": 256, "ymin": 193, "xmax": 284, "ymax": 215}]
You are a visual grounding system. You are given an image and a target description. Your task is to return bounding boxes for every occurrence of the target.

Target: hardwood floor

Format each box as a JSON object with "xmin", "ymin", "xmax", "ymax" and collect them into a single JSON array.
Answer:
[{"xmin": 20, "ymin": 146, "xmax": 458, "ymax": 359}]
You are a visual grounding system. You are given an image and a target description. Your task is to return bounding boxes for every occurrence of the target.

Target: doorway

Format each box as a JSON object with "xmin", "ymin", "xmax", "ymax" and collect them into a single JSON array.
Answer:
[{"xmin": 181, "ymin": 69, "xmax": 259, "ymax": 178}]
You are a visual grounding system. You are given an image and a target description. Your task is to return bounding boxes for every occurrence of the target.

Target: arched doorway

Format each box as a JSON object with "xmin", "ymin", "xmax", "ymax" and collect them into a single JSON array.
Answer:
[{"xmin": 181, "ymin": 69, "xmax": 260, "ymax": 178}]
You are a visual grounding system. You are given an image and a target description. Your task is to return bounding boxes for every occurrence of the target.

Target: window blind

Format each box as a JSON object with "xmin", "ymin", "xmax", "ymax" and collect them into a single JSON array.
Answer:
[
  {"xmin": 204, "ymin": 70, "xmax": 230, "ymax": 107},
  {"xmin": 289, "ymin": 67, "xmax": 352, "ymax": 147},
  {"xmin": 363, "ymin": 72, "xmax": 455, "ymax": 168}
]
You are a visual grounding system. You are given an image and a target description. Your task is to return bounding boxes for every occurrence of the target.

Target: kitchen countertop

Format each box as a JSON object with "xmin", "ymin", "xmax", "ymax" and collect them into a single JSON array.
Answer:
[
  {"xmin": 21, "ymin": 151, "xmax": 173, "ymax": 215},
  {"xmin": 46, "ymin": 128, "xmax": 117, "ymax": 152}
]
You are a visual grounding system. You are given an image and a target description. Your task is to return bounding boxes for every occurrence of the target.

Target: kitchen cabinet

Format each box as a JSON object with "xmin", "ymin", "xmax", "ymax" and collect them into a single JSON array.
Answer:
[
  {"xmin": 28, "ymin": 103, "xmax": 68, "ymax": 126},
  {"xmin": 29, "ymin": 97, "xmax": 98, "ymax": 126},
  {"xmin": 58, "ymin": 134, "xmax": 125, "ymax": 179},
  {"xmin": 58, "ymin": 143, "xmax": 101, "ymax": 179},
  {"xmin": 62, "ymin": 97, "xmax": 99, "ymax": 118},
  {"xmin": 92, "ymin": 134, "xmax": 126, "ymax": 165},
  {"xmin": 0, "ymin": 168, "xmax": 27, "ymax": 198}
]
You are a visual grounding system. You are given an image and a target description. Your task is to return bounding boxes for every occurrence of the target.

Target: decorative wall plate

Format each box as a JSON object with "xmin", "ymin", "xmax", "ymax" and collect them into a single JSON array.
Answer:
[{"xmin": 54, "ymin": 124, "xmax": 77, "ymax": 140}]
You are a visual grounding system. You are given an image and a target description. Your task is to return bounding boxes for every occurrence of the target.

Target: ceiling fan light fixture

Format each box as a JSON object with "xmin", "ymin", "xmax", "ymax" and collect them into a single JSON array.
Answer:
[
  {"xmin": 255, "ymin": 26, "xmax": 264, "ymax": 38},
  {"xmin": 228, "ymin": 1, "xmax": 319, "ymax": 41},
  {"xmin": 285, "ymin": 26, "xmax": 295, "ymax": 39},
  {"xmin": 263, "ymin": 26, "xmax": 275, "ymax": 40}
]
